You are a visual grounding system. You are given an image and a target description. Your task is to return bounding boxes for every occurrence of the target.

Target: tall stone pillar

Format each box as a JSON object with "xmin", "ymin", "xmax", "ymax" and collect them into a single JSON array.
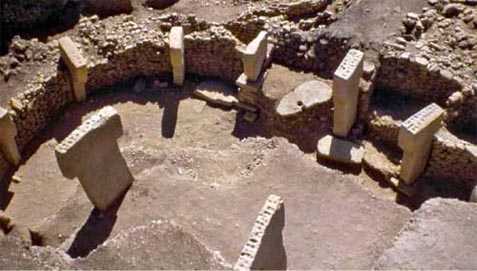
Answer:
[
  {"xmin": 332, "ymin": 49, "xmax": 364, "ymax": 137},
  {"xmin": 55, "ymin": 106, "xmax": 133, "ymax": 211},
  {"xmin": 58, "ymin": 36, "xmax": 88, "ymax": 102},
  {"xmin": 169, "ymin": 26, "xmax": 185, "ymax": 86},
  {"xmin": 398, "ymin": 103, "xmax": 444, "ymax": 184},
  {"xmin": 242, "ymin": 31, "xmax": 268, "ymax": 82},
  {"xmin": 0, "ymin": 107, "xmax": 21, "ymax": 166},
  {"xmin": 234, "ymin": 195, "xmax": 286, "ymax": 271}
]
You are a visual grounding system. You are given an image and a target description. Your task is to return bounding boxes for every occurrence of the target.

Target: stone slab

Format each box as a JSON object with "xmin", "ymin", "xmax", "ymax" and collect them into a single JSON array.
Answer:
[
  {"xmin": 0, "ymin": 107, "xmax": 21, "ymax": 166},
  {"xmin": 375, "ymin": 198, "xmax": 477, "ymax": 269},
  {"xmin": 242, "ymin": 31, "xmax": 268, "ymax": 82},
  {"xmin": 169, "ymin": 26, "xmax": 185, "ymax": 86},
  {"xmin": 234, "ymin": 195, "xmax": 286, "ymax": 271},
  {"xmin": 276, "ymin": 80, "xmax": 332, "ymax": 118},
  {"xmin": 332, "ymin": 49, "xmax": 364, "ymax": 137},
  {"xmin": 58, "ymin": 36, "xmax": 88, "ymax": 102},
  {"xmin": 317, "ymin": 135, "xmax": 364, "ymax": 165},
  {"xmin": 194, "ymin": 80, "xmax": 238, "ymax": 107},
  {"xmin": 55, "ymin": 106, "xmax": 133, "ymax": 211}
]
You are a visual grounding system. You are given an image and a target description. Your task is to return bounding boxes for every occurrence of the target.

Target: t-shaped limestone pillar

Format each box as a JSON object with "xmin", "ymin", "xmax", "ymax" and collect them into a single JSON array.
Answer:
[
  {"xmin": 234, "ymin": 195, "xmax": 286, "ymax": 271},
  {"xmin": 398, "ymin": 103, "xmax": 444, "ymax": 184},
  {"xmin": 58, "ymin": 36, "xmax": 88, "ymax": 102},
  {"xmin": 241, "ymin": 31, "xmax": 268, "ymax": 82},
  {"xmin": 55, "ymin": 106, "xmax": 133, "ymax": 211},
  {"xmin": 332, "ymin": 49, "xmax": 364, "ymax": 137},
  {"xmin": 0, "ymin": 107, "xmax": 21, "ymax": 166},
  {"xmin": 169, "ymin": 26, "xmax": 185, "ymax": 86}
]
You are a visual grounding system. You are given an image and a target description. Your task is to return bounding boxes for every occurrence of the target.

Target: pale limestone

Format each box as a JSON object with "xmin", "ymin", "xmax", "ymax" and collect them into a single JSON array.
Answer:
[
  {"xmin": 332, "ymin": 49, "xmax": 364, "ymax": 137},
  {"xmin": 317, "ymin": 135, "xmax": 364, "ymax": 165},
  {"xmin": 58, "ymin": 36, "xmax": 88, "ymax": 102},
  {"xmin": 0, "ymin": 107, "xmax": 21, "ymax": 166},
  {"xmin": 169, "ymin": 26, "xmax": 185, "ymax": 86},
  {"xmin": 242, "ymin": 31, "xmax": 268, "ymax": 82},
  {"xmin": 193, "ymin": 80, "xmax": 238, "ymax": 107},
  {"xmin": 55, "ymin": 106, "xmax": 133, "ymax": 211},
  {"xmin": 398, "ymin": 103, "xmax": 444, "ymax": 184},
  {"xmin": 236, "ymin": 71, "xmax": 269, "ymax": 93},
  {"xmin": 276, "ymin": 80, "xmax": 332, "ymax": 117},
  {"xmin": 234, "ymin": 195, "xmax": 286, "ymax": 271}
]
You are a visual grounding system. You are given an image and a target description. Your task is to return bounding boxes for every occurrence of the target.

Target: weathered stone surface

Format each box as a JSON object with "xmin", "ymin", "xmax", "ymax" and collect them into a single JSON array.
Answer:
[
  {"xmin": 74, "ymin": 220, "xmax": 226, "ymax": 270},
  {"xmin": 234, "ymin": 195, "xmax": 286, "ymax": 271},
  {"xmin": 194, "ymin": 80, "xmax": 238, "ymax": 107},
  {"xmin": 375, "ymin": 198, "xmax": 477, "ymax": 269},
  {"xmin": 398, "ymin": 103, "xmax": 444, "ymax": 184},
  {"xmin": 362, "ymin": 141, "xmax": 400, "ymax": 181},
  {"xmin": 276, "ymin": 80, "xmax": 332, "ymax": 117},
  {"xmin": 317, "ymin": 135, "xmax": 364, "ymax": 165},
  {"xmin": 0, "ymin": 107, "xmax": 21, "ymax": 166},
  {"xmin": 242, "ymin": 31, "xmax": 268, "ymax": 82},
  {"xmin": 170, "ymin": 26, "xmax": 185, "ymax": 86},
  {"xmin": 58, "ymin": 36, "xmax": 88, "ymax": 102},
  {"xmin": 55, "ymin": 106, "xmax": 133, "ymax": 211},
  {"xmin": 470, "ymin": 185, "xmax": 477, "ymax": 202},
  {"xmin": 333, "ymin": 49, "xmax": 364, "ymax": 137}
]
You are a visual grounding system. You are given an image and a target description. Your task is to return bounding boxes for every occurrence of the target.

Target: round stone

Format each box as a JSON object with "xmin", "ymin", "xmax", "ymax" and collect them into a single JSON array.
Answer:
[{"xmin": 276, "ymin": 80, "xmax": 332, "ymax": 117}]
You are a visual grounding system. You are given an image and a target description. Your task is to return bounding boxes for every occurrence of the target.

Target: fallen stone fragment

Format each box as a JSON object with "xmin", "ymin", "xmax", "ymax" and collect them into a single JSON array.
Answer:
[
  {"xmin": 276, "ymin": 80, "xmax": 332, "ymax": 118},
  {"xmin": 194, "ymin": 80, "xmax": 238, "ymax": 107},
  {"xmin": 317, "ymin": 135, "xmax": 364, "ymax": 165}
]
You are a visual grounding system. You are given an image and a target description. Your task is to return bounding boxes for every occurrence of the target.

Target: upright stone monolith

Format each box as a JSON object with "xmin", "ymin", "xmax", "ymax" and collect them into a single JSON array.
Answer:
[
  {"xmin": 242, "ymin": 31, "xmax": 268, "ymax": 82},
  {"xmin": 169, "ymin": 26, "xmax": 185, "ymax": 86},
  {"xmin": 58, "ymin": 36, "xmax": 88, "ymax": 102},
  {"xmin": 55, "ymin": 106, "xmax": 133, "ymax": 211},
  {"xmin": 332, "ymin": 49, "xmax": 364, "ymax": 137},
  {"xmin": 0, "ymin": 107, "xmax": 21, "ymax": 166},
  {"xmin": 234, "ymin": 195, "xmax": 286, "ymax": 271},
  {"xmin": 398, "ymin": 103, "xmax": 444, "ymax": 184}
]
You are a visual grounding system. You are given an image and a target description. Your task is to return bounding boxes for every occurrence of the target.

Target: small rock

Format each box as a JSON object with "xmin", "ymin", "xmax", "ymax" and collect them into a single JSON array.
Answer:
[
  {"xmin": 243, "ymin": 112, "xmax": 258, "ymax": 123},
  {"xmin": 442, "ymin": 4, "xmax": 463, "ymax": 18},
  {"xmin": 470, "ymin": 186, "xmax": 477, "ymax": 202},
  {"xmin": 133, "ymin": 78, "xmax": 146, "ymax": 93}
]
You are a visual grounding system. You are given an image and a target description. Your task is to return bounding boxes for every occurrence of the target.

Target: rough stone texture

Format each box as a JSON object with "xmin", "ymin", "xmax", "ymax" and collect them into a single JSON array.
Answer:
[
  {"xmin": 362, "ymin": 141, "xmax": 400, "ymax": 182},
  {"xmin": 317, "ymin": 135, "xmax": 364, "ymax": 165},
  {"xmin": 55, "ymin": 106, "xmax": 133, "ymax": 211},
  {"xmin": 74, "ymin": 220, "xmax": 226, "ymax": 270},
  {"xmin": 375, "ymin": 198, "xmax": 477, "ymax": 270},
  {"xmin": 376, "ymin": 52, "xmax": 463, "ymax": 105},
  {"xmin": 10, "ymin": 71, "xmax": 74, "ymax": 152},
  {"xmin": 425, "ymin": 128, "xmax": 477, "ymax": 185},
  {"xmin": 234, "ymin": 195, "xmax": 286, "ymax": 271}
]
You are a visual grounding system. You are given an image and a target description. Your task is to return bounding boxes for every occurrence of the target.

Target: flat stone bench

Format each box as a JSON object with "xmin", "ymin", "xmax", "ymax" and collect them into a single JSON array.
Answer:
[{"xmin": 55, "ymin": 106, "xmax": 133, "ymax": 211}]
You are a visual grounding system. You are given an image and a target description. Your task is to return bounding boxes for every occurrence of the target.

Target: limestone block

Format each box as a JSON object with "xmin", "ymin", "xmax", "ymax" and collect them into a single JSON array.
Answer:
[
  {"xmin": 236, "ymin": 71, "xmax": 269, "ymax": 93},
  {"xmin": 276, "ymin": 80, "xmax": 332, "ymax": 118},
  {"xmin": 332, "ymin": 49, "xmax": 364, "ymax": 137},
  {"xmin": 55, "ymin": 106, "xmax": 133, "ymax": 211},
  {"xmin": 234, "ymin": 195, "xmax": 286, "ymax": 271},
  {"xmin": 169, "ymin": 26, "xmax": 185, "ymax": 86},
  {"xmin": 242, "ymin": 31, "xmax": 268, "ymax": 82},
  {"xmin": 0, "ymin": 107, "xmax": 21, "ymax": 166},
  {"xmin": 193, "ymin": 80, "xmax": 238, "ymax": 108},
  {"xmin": 317, "ymin": 135, "xmax": 364, "ymax": 165},
  {"xmin": 58, "ymin": 36, "xmax": 88, "ymax": 102},
  {"xmin": 398, "ymin": 103, "xmax": 444, "ymax": 184}
]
